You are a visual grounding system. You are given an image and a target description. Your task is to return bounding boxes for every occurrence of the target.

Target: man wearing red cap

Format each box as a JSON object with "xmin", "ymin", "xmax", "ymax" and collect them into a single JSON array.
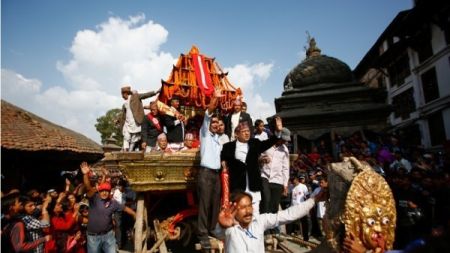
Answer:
[{"xmin": 80, "ymin": 162, "xmax": 136, "ymax": 253}]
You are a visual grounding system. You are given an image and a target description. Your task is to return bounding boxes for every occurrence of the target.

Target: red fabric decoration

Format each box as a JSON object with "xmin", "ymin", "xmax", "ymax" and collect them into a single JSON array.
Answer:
[
  {"xmin": 221, "ymin": 169, "xmax": 230, "ymax": 208},
  {"xmin": 192, "ymin": 54, "xmax": 213, "ymax": 96}
]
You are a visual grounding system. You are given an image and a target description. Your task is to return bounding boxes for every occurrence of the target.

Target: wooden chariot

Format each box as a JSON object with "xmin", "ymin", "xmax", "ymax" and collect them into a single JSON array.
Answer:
[
  {"xmin": 103, "ymin": 152, "xmax": 302, "ymax": 253},
  {"xmin": 103, "ymin": 151, "xmax": 201, "ymax": 253}
]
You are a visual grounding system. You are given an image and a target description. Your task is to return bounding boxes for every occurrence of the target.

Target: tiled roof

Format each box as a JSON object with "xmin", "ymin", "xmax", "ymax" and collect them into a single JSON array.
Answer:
[{"xmin": 1, "ymin": 100, "xmax": 103, "ymax": 154}]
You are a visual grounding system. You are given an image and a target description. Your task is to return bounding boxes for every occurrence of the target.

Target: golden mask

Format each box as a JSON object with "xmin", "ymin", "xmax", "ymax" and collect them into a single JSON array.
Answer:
[{"xmin": 342, "ymin": 168, "xmax": 396, "ymax": 253}]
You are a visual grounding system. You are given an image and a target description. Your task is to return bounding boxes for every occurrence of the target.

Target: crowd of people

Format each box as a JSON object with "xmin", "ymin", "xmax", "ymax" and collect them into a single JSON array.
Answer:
[
  {"xmin": 1, "ymin": 161, "xmax": 138, "ymax": 253},
  {"xmin": 289, "ymin": 132, "xmax": 450, "ymax": 250},
  {"xmin": 2, "ymin": 85, "xmax": 449, "ymax": 252}
]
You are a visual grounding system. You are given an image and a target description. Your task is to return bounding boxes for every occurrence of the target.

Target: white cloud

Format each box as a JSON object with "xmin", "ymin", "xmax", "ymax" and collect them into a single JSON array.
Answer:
[
  {"xmin": 2, "ymin": 15, "xmax": 176, "ymax": 143},
  {"xmin": 1, "ymin": 68, "xmax": 121, "ymax": 143},
  {"xmin": 57, "ymin": 14, "xmax": 174, "ymax": 93},
  {"xmin": 1, "ymin": 69, "xmax": 42, "ymax": 99},
  {"xmin": 225, "ymin": 62, "xmax": 275, "ymax": 122}
]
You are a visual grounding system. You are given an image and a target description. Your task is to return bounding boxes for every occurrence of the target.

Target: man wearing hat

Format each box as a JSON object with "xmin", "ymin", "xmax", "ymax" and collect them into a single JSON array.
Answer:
[
  {"xmin": 224, "ymin": 98, "xmax": 253, "ymax": 141},
  {"xmin": 260, "ymin": 127, "xmax": 291, "ymax": 225},
  {"xmin": 120, "ymin": 85, "xmax": 159, "ymax": 151},
  {"xmin": 80, "ymin": 162, "xmax": 136, "ymax": 253},
  {"xmin": 180, "ymin": 133, "xmax": 197, "ymax": 151},
  {"xmin": 160, "ymin": 96, "xmax": 186, "ymax": 151},
  {"xmin": 155, "ymin": 133, "xmax": 173, "ymax": 153}
]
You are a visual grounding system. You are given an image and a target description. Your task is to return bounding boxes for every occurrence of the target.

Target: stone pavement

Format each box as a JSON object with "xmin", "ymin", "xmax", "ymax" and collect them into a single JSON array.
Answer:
[
  {"xmin": 266, "ymin": 234, "xmax": 321, "ymax": 253},
  {"xmin": 118, "ymin": 234, "xmax": 322, "ymax": 253}
]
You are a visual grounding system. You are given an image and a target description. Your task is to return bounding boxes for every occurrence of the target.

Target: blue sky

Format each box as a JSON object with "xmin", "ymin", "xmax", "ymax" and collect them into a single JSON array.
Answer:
[{"xmin": 2, "ymin": 0, "xmax": 412, "ymax": 143}]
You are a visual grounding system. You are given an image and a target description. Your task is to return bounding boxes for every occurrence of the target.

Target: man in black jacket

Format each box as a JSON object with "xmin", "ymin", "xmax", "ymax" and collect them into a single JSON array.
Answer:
[
  {"xmin": 224, "ymin": 99, "xmax": 253, "ymax": 141},
  {"xmin": 141, "ymin": 101, "xmax": 163, "ymax": 152},
  {"xmin": 221, "ymin": 116, "xmax": 283, "ymax": 215},
  {"xmin": 160, "ymin": 96, "xmax": 185, "ymax": 150}
]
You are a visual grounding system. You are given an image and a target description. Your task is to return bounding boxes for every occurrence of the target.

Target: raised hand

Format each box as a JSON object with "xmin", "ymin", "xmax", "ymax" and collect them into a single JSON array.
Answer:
[
  {"xmin": 274, "ymin": 116, "xmax": 283, "ymax": 132},
  {"xmin": 218, "ymin": 202, "xmax": 237, "ymax": 228},
  {"xmin": 43, "ymin": 194, "xmax": 52, "ymax": 204},
  {"xmin": 343, "ymin": 232, "xmax": 366, "ymax": 253},
  {"xmin": 73, "ymin": 203, "xmax": 80, "ymax": 213},
  {"xmin": 80, "ymin": 162, "xmax": 90, "ymax": 175},
  {"xmin": 57, "ymin": 192, "xmax": 66, "ymax": 203},
  {"xmin": 101, "ymin": 166, "xmax": 109, "ymax": 177},
  {"xmin": 42, "ymin": 194, "xmax": 52, "ymax": 211}
]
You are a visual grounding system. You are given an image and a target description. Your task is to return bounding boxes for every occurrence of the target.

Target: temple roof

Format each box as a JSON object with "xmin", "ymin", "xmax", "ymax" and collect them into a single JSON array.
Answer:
[
  {"xmin": 273, "ymin": 37, "xmax": 391, "ymax": 139},
  {"xmin": 283, "ymin": 55, "xmax": 353, "ymax": 91},
  {"xmin": 1, "ymin": 100, "xmax": 103, "ymax": 154},
  {"xmin": 283, "ymin": 38, "xmax": 353, "ymax": 92}
]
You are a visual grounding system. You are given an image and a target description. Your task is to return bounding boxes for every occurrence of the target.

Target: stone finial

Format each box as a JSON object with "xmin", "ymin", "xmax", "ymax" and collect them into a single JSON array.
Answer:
[{"xmin": 305, "ymin": 32, "xmax": 321, "ymax": 58}]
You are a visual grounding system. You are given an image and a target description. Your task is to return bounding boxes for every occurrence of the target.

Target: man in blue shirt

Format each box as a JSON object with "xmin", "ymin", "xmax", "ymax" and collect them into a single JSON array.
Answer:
[{"xmin": 197, "ymin": 88, "xmax": 223, "ymax": 250}]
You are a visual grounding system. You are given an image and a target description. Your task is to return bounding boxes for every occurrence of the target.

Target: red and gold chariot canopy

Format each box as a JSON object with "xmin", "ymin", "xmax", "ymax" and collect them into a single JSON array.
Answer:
[{"xmin": 158, "ymin": 45, "xmax": 242, "ymax": 113}]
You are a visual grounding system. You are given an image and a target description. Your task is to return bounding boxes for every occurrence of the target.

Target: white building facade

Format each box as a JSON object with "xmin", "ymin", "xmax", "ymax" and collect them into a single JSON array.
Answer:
[{"xmin": 354, "ymin": 1, "xmax": 450, "ymax": 150}]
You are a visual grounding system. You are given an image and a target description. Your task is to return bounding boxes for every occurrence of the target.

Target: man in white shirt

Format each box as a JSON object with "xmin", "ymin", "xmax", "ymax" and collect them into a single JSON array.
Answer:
[
  {"xmin": 254, "ymin": 119, "xmax": 269, "ymax": 141},
  {"xmin": 310, "ymin": 175, "xmax": 328, "ymax": 239},
  {"xmin": 390, "ymin": 151, "xmax": 412, "ymax": 173},
  {"xmin": 120, "ymin": 86, "xmax": 159, "ymax": 151},
  {"xmin": 217, "ymin": 118, "xmax": 230, "ymax": 145},
  {"xmin": 224, "ymin": 99, "xmax": 253, "ymax": 141},
  {"xmin": 218, "ymin": 190, "xmax": 327, "ymax": 253},
  {"xmin": 291, "ymin": 175, "xmax": 310, "ymax": 241},
  {"xmin": 260, "ymin": 128, "xmax": 290, "ymax": 216}
]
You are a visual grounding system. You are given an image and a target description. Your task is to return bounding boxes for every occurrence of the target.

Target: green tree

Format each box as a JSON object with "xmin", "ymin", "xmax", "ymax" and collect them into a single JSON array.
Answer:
[{"xmin": 95, "ymin": 108, "xmax": 123, "ymax": 146}]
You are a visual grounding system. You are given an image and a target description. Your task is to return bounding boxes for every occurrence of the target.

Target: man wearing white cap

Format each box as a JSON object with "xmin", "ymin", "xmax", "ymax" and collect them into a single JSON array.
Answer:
[
  {"xmin": 155, "ymin": 133, "xmax": 173, "ymax": 153},
  {"xmin": 180, "ymin": 133, "xmax": 197, "ymax": 151},
  {"xmin": 120, "ymin": 85, "xmax": 159, "ymax": 152}
]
